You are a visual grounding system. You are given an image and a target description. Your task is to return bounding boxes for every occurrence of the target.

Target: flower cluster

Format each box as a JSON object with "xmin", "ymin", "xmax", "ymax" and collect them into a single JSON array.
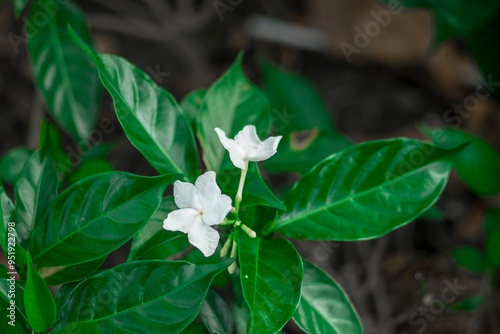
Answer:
[{"xmin": 163, "ymin": 125, "xmax": 281, "ymax": 257}]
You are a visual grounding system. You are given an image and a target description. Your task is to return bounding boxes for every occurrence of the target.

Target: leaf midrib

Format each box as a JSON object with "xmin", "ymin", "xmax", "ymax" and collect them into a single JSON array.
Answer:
[
  {"xmin": 48, "ymin": 10, "xmax": 81, "ymax": 139},
  {"xmin": 82, "ymin": 265, "xmax": 221, "ymax": 324},
  {"xmin": 98, "ymin": 57, "xmax": 187, "ymax": 179},
  {"xmin": 277, "ymin": 155, "xmax": 449, "ymax": 229},
  {"xmin": 33, "ymin": 176, "xmax": 168, "ymax": 263}
]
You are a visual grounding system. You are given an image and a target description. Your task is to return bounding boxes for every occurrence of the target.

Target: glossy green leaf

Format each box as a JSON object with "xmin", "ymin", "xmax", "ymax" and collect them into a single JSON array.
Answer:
[
  {"xmin": 38, "ymin": 256, "xmax": 106, "ymax": 286},
  {"xmin": 197, "ymin": 52, "xmax": 272, "ymax": 172},
  {"xmin": 449, "ymin": 295, "xmax": 485, "ymax": 311},
  {"xmin": 67, "ymin": 158, "xmax": 114, "ymax": 184},
  {"xmin": 217, "ymin": 163, "xmax": 285, "ymax": 211},
  {"xmin": 0, "ymin": 181, "xmax": 15, "ymax": 251},
  {"xmin": 54, "ymin": 259, "xmax": 233, "ymax": 334},
  {"xmin": 14, "ymin": 141, "xmax": 59, "ymax": 248},
  {"xmin": 293, "ymin": 260, "xmax": 362, "ymax": 334},
  {"xmin": 486, "ymin": 222, "xmax": 500, "ymax": 270},
  {"xmin": 0, "ymin": 148, "xmax": 33, "ymax": 185},
  {"xmin": 483, "ymin": 207, "xmax": 500, "ymax": 236},
  {"xmin": 28, "ymin": 0, "xmax": 101, "ymax": 142},
  {"xmin": 52, "ymin": 321, "xmax": 100, "ymax": 334},
  {"xmin": 183, "ymin": 245, "xmax": 229, "ymax": 288},
  {"xmin": 39, "ymin": 120, "xmax": 71, "ymax": 175},
  {"xmin": 0, "ymin": 278, "xmax": 28, "ymax": 333},
  {"xmin": 70, "ymin": 27, "xmax": 198, "ymax": 180},
  {"xmin": 452, "ymin": 247, "xmax": 488, "ymax": 272},
  {"xmin": 263, "ymin": 130, "xmax": 352, "ymax": 174},
  {"xmin": 200, "ymin": 289, "xmax": 234, "ymax": 334},
  {"xmin": 24, "ymin": 252, "xmax": 56, "ymax": 333},
  {"xmin": 378, "ymin": 0, "xmax": 500, "ymax": 46},
  {"xmin": 260, "ymin": 60, "xmax": 336, "ymax": 133},
  {"xmin": 238, "ymin": 233, "xmax": 303, "ymax": 334},
  {"xmin": 128, "ymin": 196, "xmax": 190, "ymax": 261},
  {"xmin": 421, "ymin": 126, "xmax": 500, "ymax": 196},
  {"xmin": 30, "ymin": 171, "xmax": 180, "ymax": 267},
  {"xmin": 54, "ymin": 281, "xmax": 79, "ymax": 320},
  {"xmin": 181, "ymin": 89, "xmax": 206, "ymax": 130},
  {"xmin": 275, "ymin": 139, "xmax": 460, "ymax": 240}
]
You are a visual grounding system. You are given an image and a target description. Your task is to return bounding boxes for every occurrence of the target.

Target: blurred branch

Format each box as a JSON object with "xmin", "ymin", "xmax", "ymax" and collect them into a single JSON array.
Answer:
[{"xmin": 27, "ymin": 93, "xmax": 44, "ymax": 149}]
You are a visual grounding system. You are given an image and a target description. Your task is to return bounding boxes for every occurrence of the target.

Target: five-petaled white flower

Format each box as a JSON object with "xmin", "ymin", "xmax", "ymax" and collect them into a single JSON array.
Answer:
[
  {"xmin": 163, "ymin": 171, "xmax": 232, "ymax": 257},
  {"xmin": 215, "ymin": 125, "xmax": 282, "ymax": 170}
]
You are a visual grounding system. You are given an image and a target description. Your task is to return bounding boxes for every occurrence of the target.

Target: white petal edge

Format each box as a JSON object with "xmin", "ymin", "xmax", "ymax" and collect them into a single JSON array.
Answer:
[
  {"xmin": 187, "ymin": 219, "xmax": 220, "ymax": 257},
  {"xmin": 215, "ymin": 127, "xmax": 246, "ymax": 169},
  {"xmin": 247, "ymin": 135, "xmax": 282, "ymax": 162},
  {"xmin": 173, "ymin": 180, "xmax": 202, "ymax": 210},
  {"xmin": 163, "ymin": 208, "xmax": 199, "ymax": 234},
  {"xmin": 202, "ymin": 194, "xmax": 232, "ymax": 226}
]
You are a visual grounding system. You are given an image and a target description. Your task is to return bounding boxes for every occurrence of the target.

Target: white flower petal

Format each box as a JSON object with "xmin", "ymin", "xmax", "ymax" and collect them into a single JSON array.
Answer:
[
  {"xmin": 195, "ymin": 171, "xmax": 221, "ymax": 205},
  {"xmin": 173, "ymin": 180, "xmax": 202, "ymax": 210},
  {"xmin": 234, "ymin": 125, "xmax": 261, "ymax": 148},
  {"xmin": 215, "ymin": 127, "xmax": 246, "ymax": 169},
  {"xmin": 202, "ymin": 194, "xmax": 232, "ymax": 226},
  {"xmin": 163, "ymin": 208, "xmax": 199, "ymax": 233},
  {"xmin": 247, "ymin": 135, "xmax": 282, "ymax": 162},
  {"xmin": 187, "ymin": 219, "xmax": 220, "ymax": 257}
]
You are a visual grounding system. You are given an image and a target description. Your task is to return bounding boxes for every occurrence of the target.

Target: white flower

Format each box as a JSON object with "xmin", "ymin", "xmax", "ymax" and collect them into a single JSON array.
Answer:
[
  {"xmin": 163, "ymin": 171, "xmax": 232, "ymax": 257},
  {"xmin": 215, "ymin": 125, "xmax": 282, "ymax": 169}
]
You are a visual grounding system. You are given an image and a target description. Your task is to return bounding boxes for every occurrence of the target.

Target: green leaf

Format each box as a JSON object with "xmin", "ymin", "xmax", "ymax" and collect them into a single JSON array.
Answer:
[
  {"xmin": 260, "ymin": 60, "xmax": 337, "ymax": 133},
  {"xmin": 449, "ymin": 295, "xmax": 486, "ymax": 311},
  {"xmin": 128, "ymin": 196, "xmax": 190, "ymax": 261},
  {"xmin": 377, "ymin": 0, "xmax": 500, "ymax": 46},
  {"xmin": 200, "ymin": 289, "xmax": 234, "ymax": 334},
  {"xmin": 181, "ymin": 89, "xmax": 206, "ymax": 130},
  {"xmin": 0, "ymin": 148, "xmax": 34, "ymax": 185},
  {"xmin": 24, "ymin": 252, "xmax": 56, "ymax": 333},
  {"xmin": 54, "ymin": 259, "xmax": 233, "ymax": 334},
  {"xmin": 217, "ymin": 163, "xmax": 285, "ymax": 211},
  {"xmin": 183, "ymin": 245, "xmax": 230, "ymax": 288},
  {"xmin": 39, "ymin": 120, "xmax": 71, "ymax": 175},
  {"xmin": 38, "ymin": 256, "xmax": 106, "ymax": 286},
  {"xmin": 263, "ymin": 130, "xmax": 352, "ymax": 174},
  {"xmin": 293, "ymin": 260, "xmax": 362, "ymax": 334},
  {"xmin": 14, "ymin": 140, "xmax": 59, "ymax": 248},
  {"xmin": 238, "ymin": 233, "xmax": 303, "ymax": 334},
  {"xmin": 0, "ymin": 265, "xmax": 8, "ymax": 279},
  {"xmin": 67, "ymin": 158, "xmax": 114, "ymax": 184},
  {"xmin": 420, "ymin": 125, "xmax": 500, "ymax": 196},
  {"xmin": 28, "ymin": 0, "xmax": 101, "ymax": 142},
  {"xmin": 197, "ymin": 52, "xmax": 272, "ymax": 172},
  {"xmin": 483, "ymin": 207, "xmax": 500, "ymax": 236},
  {"xmin": 275, "ymin": 138, "xmax": 460, "ymax": 240},
  {"xmin": 451, "ymin": 247, "xmax": 488, "ymax": 272},
  {"xmin": 0, "ymin": 278, "xmax": 28, "ymax": 333},
  {"xmin": 51, "ymin": 321, "xmax": 100, "ymax": 334},
  {"xmin": 30, "ymin": 171, "xmax": 180, "ymax": 267},
  {"xmin": 69, "ymin": 27, "xmax": 198, "ymax": 180},
  {"xmin": 0, "ymin": 181, "xmax": 15, "ymax": 251},
  {"xmin": 486, "ymin": 221, "xmax": 500, "ymax": 270}
]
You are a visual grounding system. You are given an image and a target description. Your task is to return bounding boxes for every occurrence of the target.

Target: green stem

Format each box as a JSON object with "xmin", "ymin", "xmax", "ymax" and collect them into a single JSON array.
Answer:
[{"xmin": 234, "ymin": 160, "xmax": 249, "ymax": 214}]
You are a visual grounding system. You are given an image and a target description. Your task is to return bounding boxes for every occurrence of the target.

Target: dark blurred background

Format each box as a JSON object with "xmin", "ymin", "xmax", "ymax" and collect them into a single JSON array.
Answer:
[{"xmin": 1, "ymin": 1, "xmax": 499, "ymax": 333}]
